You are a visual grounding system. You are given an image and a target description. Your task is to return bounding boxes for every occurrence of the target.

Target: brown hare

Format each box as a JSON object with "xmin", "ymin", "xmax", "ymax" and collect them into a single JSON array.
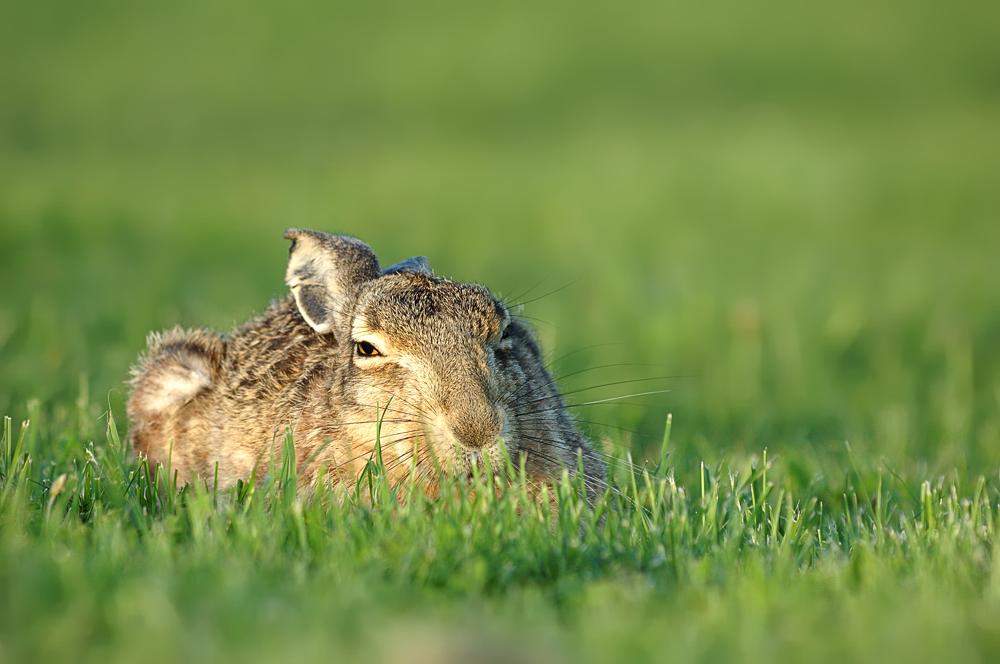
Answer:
[{"xmin": 127, "ymin": 229, "xmax": 607, "ymax": 496}]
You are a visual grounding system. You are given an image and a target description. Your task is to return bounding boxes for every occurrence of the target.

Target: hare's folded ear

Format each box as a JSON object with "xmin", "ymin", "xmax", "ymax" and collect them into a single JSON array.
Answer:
[
  {"xmin": 284, "ymin": 229, "xmax": 381, "ymax": 335},
  {"xmin": 382, "ymin": 256, "xmax": 432, "ymax": 276}
]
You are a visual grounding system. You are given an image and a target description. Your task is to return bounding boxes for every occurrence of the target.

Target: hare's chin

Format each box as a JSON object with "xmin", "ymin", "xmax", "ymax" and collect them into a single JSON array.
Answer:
[{"xmin": 452, "ymin": 443, "xmax": 504, "ymax": 478}]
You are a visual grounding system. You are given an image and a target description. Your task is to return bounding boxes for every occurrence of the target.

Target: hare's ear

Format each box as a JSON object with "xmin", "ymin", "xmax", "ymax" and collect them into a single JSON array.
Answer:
[
  {"xmin": 284, "ymin": 229, "xmax": 381, "ymax": 335},
  {"xmin": 382, "ymin": 256, "xmax": 431, "ymax": 276}
]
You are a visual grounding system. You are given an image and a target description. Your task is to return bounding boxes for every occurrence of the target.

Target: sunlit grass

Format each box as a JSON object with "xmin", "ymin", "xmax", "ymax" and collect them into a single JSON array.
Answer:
[{"xmin": 2, "ymin": 404, "xmax": 1000, "ymax": 662}]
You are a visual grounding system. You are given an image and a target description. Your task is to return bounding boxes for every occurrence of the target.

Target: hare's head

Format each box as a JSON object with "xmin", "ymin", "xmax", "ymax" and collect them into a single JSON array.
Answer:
[{"xmin": 285, "ymin": 229, "xmax": 595, "ymax": 487}]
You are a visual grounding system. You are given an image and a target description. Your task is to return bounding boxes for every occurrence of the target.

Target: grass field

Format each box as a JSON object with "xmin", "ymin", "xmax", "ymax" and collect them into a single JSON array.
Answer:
[{"xmin": 2, "ymin": 0, "xmax": 1000, "ymax": 661}]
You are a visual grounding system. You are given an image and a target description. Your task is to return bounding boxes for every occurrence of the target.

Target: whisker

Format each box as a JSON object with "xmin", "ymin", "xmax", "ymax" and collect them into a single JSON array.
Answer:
[
  {"xmin": 310, "ymin": 417, "xmax": 417, "ymax": 429},
  {"xmin": 362, "ymin": 386, "xmax": 435, "ymax": 422},
  {"xmin": 551, "ymin": 362, "xmax": 663, "ymax": 383},
  {"xmin": 503, "ymin": 363, "xmax": 653, "ymax": 406},
  {"xmin": 503, "ymin": 366, "xmax": 679, "ymax": 416},
  {"xmin": 516, "ymin": 441, "xmax": 613, "ymax": 494},
  {"xmin": 518, "ymin": 377, "xmax": 678, "ymax": 408},
  {"xmin": 520, "ymin": 416, "xmax": 643, "ymax": 440},
  {"xmin": 567, "ymin": 390, "xmax": 673, "ymax": 408},
  {"xmin": 329, "ymin": 428, "xmax": 425, "ymax": 471},
  {"xmin": 500, "ymin": 275, "xmax": 548, "ymax": 307},
  {"xmin": 544, "ymin": 342, "xmax": 629, "ymax": 369},
  {"xmin": 388, "ymin": 448, "xmax": 438, "ymax": 491},
  {"xmin": 511, "ymin": 313, "xmax": 555, "ymax": 329},
  {"xmin": 515, "ymin": 430, "xmax": 645, "ymax": 476},
  {"xmin": 382, "ymin": 449, "xmax": 417, "ymax": 477},
  {"xmin": 340, "ymin": 401, "xmax": 422, "ymax": 421},
  {"xmin": 510, "ymin": 277, "xmax": 582, "ymax": 308},
  {"xmin": 515, "ymin": 389, "xmax": 671, "ymax": 419}
]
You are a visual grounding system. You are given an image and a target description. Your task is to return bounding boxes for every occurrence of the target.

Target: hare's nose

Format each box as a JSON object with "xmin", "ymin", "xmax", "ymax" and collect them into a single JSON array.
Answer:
[{"xmin": 448, "ymin": 403, "xmax": 504, "ymax": 450}]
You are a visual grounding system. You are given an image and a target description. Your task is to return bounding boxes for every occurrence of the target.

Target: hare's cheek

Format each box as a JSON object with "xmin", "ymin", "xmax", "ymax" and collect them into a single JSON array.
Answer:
[{"xmin": 423, "ymin": 415, "xmax": 453, "ymax": 449}]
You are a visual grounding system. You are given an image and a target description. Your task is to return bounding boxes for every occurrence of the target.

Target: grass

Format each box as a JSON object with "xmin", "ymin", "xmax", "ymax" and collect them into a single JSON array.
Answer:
[
  {"xmin": 2, "ymin": 0, "xmax": 1000, "ymax": 661},
  {"xmin": 3, "ymin": 407, "xmax": 1000, "ymax": 663}
]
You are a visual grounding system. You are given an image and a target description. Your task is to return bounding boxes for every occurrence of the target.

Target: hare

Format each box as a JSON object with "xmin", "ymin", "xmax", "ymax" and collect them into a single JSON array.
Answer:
[{"xmin": 127, "ymin": 229, "xmax": 607, "ymax": 496}]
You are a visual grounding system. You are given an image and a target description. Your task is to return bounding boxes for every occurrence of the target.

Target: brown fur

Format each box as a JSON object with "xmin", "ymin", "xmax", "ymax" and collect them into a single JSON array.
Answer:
[{"xmin": 127, "ymin": 230, "xmax": 607, "ymax": 496}]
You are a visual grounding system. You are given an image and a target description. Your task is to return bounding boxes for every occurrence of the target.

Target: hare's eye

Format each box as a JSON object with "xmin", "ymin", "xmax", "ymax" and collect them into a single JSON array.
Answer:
[
  {"xmin": 500, "ymin": 324, "xmax": 512, "ymax": 341},
  {"xmin": 356, "ymin": 341, "xmax": 381, "ymax": 357}
]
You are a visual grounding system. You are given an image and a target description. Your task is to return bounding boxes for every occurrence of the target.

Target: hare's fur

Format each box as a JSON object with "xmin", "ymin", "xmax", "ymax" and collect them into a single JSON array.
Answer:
[{"xmin": 127, "ymin": 230, "xmax": 606, "ymax": 494}]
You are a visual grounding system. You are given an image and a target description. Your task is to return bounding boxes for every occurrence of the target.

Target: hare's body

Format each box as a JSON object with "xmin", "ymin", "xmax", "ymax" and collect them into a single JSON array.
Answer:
[
  {"xmin": 128, "ymin": 230, "xmax": 606, "ymax": 494},
  {"xmin": 130, "ymin": 297, "xmax": 336, "ymax": 487}
]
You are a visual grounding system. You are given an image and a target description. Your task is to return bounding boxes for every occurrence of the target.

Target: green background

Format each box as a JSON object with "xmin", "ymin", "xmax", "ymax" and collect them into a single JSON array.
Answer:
[
  {"xmin": 4, "ymin": 0, "xmax": 997, "ymax": 473},
  {"xmin": 1, "ymin": 0, "xmax": 999, "ymax": 660}
]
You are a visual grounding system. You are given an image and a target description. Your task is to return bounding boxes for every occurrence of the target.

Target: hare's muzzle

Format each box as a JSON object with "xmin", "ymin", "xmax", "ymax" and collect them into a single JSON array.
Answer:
[{"xmin": 443, "ymin": 402, "xmax": 504, "ymax": 452}]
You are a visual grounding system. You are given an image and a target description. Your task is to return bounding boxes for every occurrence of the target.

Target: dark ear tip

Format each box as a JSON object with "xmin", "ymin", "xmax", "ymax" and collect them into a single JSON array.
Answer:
[{"xmin": 383, "ymin": 256, "xmax": 432, "ymax": 276}]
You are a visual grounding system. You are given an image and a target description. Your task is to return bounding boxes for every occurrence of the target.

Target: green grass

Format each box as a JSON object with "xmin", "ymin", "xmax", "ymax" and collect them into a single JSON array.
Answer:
[
  {"xmin": 2, "ymin": 0, "xmax": 1000, "ymax": 661},
  {"xmin": 4, "ymin": 408, "xmax": 1000, "ymax": 662}
]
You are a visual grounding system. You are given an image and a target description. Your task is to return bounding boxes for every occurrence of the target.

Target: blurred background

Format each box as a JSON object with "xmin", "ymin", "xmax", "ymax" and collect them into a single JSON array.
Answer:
[{"xmin": 1, "ymin": 0, "xmax": 998, "ymax": 481}]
